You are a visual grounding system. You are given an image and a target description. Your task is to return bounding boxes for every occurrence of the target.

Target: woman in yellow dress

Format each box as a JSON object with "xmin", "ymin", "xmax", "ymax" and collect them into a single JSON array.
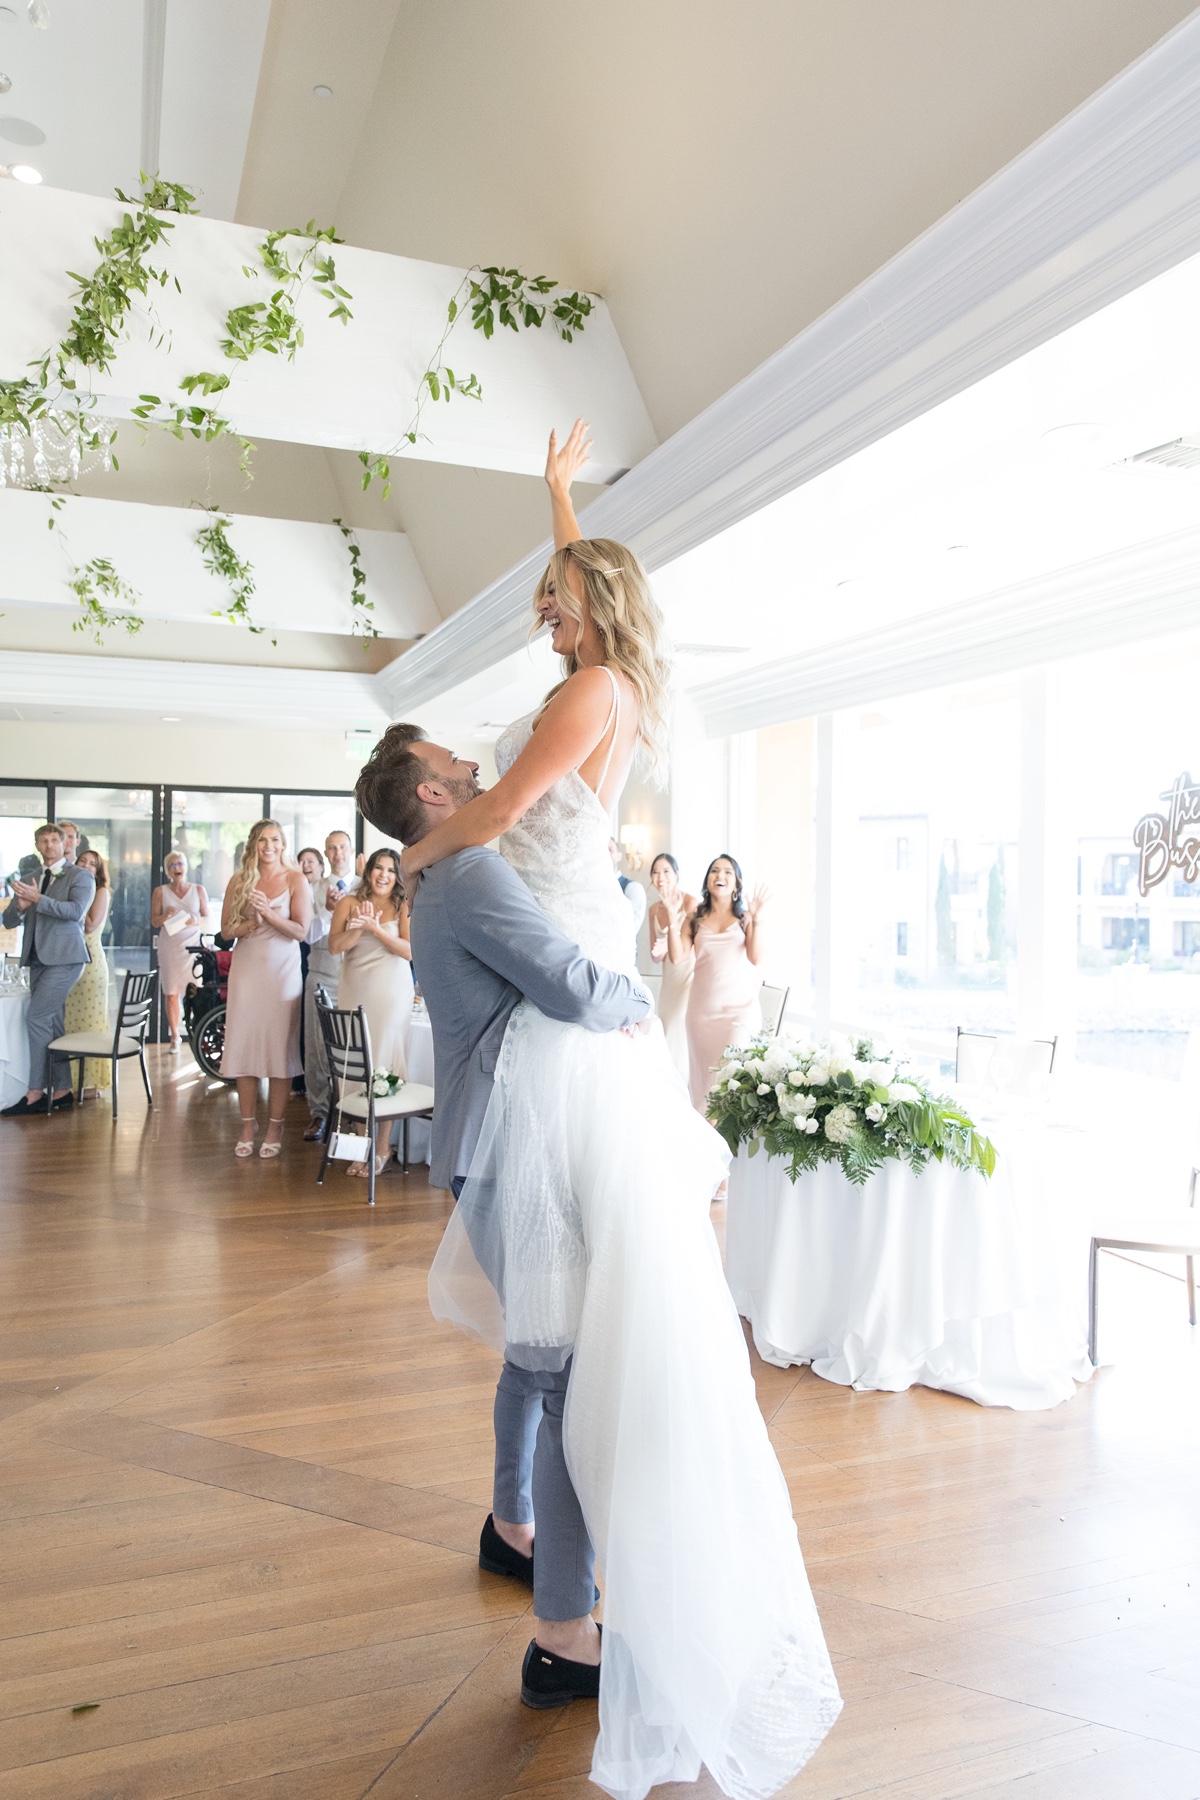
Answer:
[{"xmin": 63, "ymin": 848, "xmax": 112, "ymax": 1094}]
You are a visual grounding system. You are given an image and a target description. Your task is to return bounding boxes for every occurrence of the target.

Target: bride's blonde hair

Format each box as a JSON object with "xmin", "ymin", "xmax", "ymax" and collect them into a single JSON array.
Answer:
[
  {"xmin": 225, "ymin": 819, "xmax": 297, "ymax": 926},
  {"xmin": 534, "ymin": 537, "xmax": 671, "ymax": 777}
]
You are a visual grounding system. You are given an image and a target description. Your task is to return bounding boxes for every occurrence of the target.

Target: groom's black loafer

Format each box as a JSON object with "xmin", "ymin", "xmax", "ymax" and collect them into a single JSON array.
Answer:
[
  {"xmin": 479, "ymin": 1513, "xmax": 534, "ymax": 1588},
  {"xmin": 1, "ymin": 1095, "xmax": 48, "ymax": 1117},
  {"xmin": 520, "ymin": 1637, "xmax": 601, "ymax": 1709}
]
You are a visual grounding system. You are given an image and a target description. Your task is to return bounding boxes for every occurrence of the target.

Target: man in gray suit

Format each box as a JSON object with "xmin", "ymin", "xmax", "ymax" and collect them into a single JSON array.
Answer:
[
  {"xmin": 2, "ymin": 823, "xmax": 95, "ymax": 1117},
  {"xmin": 356, "ymin": 724, "xmax": 649, "ymax": 1710}
]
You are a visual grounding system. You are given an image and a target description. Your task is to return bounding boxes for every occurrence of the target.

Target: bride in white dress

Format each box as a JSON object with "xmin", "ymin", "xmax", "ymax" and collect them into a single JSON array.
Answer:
[{"xmin": 400, "ymin": 422, "xmax": 841, "ymax": 1800}]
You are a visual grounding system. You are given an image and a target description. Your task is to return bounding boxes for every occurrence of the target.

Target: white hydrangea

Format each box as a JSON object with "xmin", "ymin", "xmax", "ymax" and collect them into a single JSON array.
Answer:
[{"xmin": 824, "ymin": 1102, "xmax": 857, "ymax": 1144}]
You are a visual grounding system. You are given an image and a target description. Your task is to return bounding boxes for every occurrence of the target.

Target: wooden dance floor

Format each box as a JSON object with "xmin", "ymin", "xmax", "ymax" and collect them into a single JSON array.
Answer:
[{"xmin": 2, "ymin": 1050, "xmax": 1199, "ymax": 1799}]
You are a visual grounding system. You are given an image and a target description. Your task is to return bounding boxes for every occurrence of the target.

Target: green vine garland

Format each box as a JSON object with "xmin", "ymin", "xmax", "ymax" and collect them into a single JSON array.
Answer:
[
  {"xmin": 195, "ymin": 511, "xmax": 261, "ymax": 633},
  {"xmin": 334, "ymin": 519, "xmax": 379, "ymax": 643},
  {"xmin": 5, "ymin": 177, "xmax": 595, "ymax": 640}
]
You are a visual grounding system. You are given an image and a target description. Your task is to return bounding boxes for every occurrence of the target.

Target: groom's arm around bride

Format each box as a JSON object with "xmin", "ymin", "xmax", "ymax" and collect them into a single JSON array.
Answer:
[{"xmin": 356, "ymin": 724, "xmax": 648, "ymax": 1707}]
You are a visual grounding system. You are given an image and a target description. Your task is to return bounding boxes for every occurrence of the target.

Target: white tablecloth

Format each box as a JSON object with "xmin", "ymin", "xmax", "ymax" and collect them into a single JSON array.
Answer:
[
  {"xmin": 725, "ymin": 1130, "xmax": 1093, "ymax": 1410},
  {"xmin": 0, "ymin": 988, "xmax": 30, "ymax": 1108},
  {"xmin": 389, "ymin": 1011, "xmax": 433, "ymax": 1165}
]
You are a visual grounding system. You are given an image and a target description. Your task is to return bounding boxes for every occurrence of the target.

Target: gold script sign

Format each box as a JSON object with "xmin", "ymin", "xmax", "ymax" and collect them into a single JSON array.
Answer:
[{"xmin": 1134, "ymin": 772, "xmax": 1200, "ymax": 896}]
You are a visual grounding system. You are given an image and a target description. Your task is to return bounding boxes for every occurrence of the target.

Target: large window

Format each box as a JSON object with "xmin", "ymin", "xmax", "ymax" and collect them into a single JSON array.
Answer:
[
  {"xmin": 167, "ymin": 790, "xmax": 266, "ymax": 916},
  {"xmin": 0, "ymin": 784, "xmax": 48, "ymax": 888},
  {"xmin": 1064, "ymin": 635, "xmax": 1200, "ymax": 1080},
  {"xmin": 847, "ymin": 683, "xmax": 1020, "ymax": 1038}
]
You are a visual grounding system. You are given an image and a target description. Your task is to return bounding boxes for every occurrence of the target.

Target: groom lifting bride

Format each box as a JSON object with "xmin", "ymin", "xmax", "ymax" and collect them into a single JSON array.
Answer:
[{"xmin": 355, "ymin": 424, "xmax": 840, "ymax": 1800}]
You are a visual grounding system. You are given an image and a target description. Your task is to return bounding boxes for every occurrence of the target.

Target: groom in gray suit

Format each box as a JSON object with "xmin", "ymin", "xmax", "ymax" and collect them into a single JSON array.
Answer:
[
  {"xmin": 356, "ymin": 724, "xmax": 649, "ymax": 1709},
  {"xmin": 2, "ymin": 823, "xmax": 95, "ymax": 1116}
]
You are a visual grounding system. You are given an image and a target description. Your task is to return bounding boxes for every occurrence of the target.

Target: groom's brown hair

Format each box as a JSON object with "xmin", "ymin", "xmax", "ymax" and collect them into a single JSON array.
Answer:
[{"xmin": 355, "ymin": 723, "xmax": 431, "ymax": 844}]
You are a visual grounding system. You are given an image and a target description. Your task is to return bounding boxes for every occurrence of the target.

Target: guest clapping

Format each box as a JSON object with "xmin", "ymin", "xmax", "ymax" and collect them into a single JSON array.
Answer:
[
  {"xmin": 648, "ymin": 852, "xmax": 697, "ymax": 1080},
  {"xmin": 151, "ymin": 851, "xmax": 213, "ymax": 1053},
  {"xmin": 672, "ymin": 854, "xmax": 767, "ymax": 1111},
  {"xmin": 1, "ymin": 824, "xmax": 94, "ymax": 1116},
  {"xmin": 64, "ymin": 850, "xmax": 112, "ymax": 1097},
  {"xmin": 328, "ymin": 848, "xmax": 414, "ymax": 1180},
  {"xmin": 220, "ymin": 821, "xmax": 312, "ymax": 1159}
]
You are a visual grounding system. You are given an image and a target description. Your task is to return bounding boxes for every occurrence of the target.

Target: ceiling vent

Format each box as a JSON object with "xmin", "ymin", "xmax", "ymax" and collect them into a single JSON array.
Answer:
[{"xmin": 1128, "ymin": 436, "xmax": 1200, "ymax": 471}]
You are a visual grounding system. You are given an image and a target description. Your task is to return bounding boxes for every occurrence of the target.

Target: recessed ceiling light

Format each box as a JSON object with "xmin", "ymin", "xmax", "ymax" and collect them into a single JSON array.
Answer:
[
  {"xmin": 312, "ymin": 83, "xmax": 333, "ymax": 99},
  {"xmin": 10, "ymin": 162, "xmax": 41, "ymax": 183},
  {"xmin": 160, "ymin": 715, "xmax": 181, "ymax": 723}
]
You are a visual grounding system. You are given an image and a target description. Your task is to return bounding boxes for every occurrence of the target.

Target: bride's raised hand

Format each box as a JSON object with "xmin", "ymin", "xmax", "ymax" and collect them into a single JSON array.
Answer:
[{"xmin": 545, "ymin": 418, "xmax": 592, "ymax": 495}]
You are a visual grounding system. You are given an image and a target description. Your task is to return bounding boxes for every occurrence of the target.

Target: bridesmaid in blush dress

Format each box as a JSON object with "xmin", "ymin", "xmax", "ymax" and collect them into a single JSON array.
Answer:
[
  {"xmin": 220, "ymin": 820, "xmax": 312, "ymax": 1159},
  {"xmin": 673, "ymin": 852, "xmax": 768, "ymax": 1112},
  {"xmin": 647, "ymin": 852, "xmax": 696, "ymax": 1081},
  {"xmin": 328, "ymin": 846, "xmax": 413, "ymax": 1179}
]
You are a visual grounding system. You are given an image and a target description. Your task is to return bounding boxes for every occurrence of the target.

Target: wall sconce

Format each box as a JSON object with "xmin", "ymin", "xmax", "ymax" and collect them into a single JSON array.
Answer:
[{"xmin": 620, "ymin": 822, "xmax": 652, "ymax": 872}]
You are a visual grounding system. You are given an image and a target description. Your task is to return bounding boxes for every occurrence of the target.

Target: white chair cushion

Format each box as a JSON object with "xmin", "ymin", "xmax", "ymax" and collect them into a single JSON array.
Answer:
[
  {"xmin": 1093, "ymin": 1213, "xmax": 1200, "ymax": 1253},
  {"xmin": 49, "ymin": 1032, "xmax": 143, "ymax": 1057},
  {"xmin": 338, "ymin": 1082, "xmax": 435, "ymax": 1120}
]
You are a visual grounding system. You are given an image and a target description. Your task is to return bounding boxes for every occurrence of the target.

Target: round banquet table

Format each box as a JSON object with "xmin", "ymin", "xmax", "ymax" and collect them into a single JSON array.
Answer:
[
  {"xmin": 724, "ymin": 1122, "xmax": 1094, "ymax": 1410},
  {"xmin": 0, "ymin": 987, "xmax": 30, "ymax": 1110}
]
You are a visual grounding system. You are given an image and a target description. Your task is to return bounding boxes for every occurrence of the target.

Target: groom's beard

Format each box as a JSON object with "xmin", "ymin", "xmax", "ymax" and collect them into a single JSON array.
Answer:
[{"xmin": 445, "ymin": 774, "xmax": 483, "ymax": 806}]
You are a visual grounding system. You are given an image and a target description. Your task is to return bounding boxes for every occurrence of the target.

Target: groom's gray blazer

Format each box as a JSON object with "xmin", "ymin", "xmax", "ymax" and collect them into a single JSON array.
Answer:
[{"xmin": 409, "ymin": 845, "xmax": 649, "ymax": 1191}]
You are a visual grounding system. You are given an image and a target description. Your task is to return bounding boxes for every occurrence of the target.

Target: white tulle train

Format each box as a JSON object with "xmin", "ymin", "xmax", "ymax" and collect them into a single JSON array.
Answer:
[{"xmin": 429, "ymin": 1005, "xmax": 842, "ymax": 1799}]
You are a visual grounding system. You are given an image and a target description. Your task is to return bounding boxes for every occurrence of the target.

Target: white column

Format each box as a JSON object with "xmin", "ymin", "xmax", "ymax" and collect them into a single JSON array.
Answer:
[
  {"xmin": 1017, "ymin": 670, "xmax": 1077, "ymax": 1061},
  {"xmin": 813, "ymin": 712, "xmax": 858, "ymax": 1033}
]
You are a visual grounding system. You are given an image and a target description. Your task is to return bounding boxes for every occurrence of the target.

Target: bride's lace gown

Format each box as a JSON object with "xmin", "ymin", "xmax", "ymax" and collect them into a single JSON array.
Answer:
[{"xmin": 428, "ymin": 672, "xmax": 841, "ymax": 1800}]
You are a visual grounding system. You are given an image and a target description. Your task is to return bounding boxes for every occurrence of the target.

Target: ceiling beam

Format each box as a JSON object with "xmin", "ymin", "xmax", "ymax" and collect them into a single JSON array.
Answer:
[
  {"xmin": 0, "ymin": 183, "xmax": 655, "ymax": 481},
  {"xmin": 0, "ymin": 487, "xmax": 437, "ymax": 639}
]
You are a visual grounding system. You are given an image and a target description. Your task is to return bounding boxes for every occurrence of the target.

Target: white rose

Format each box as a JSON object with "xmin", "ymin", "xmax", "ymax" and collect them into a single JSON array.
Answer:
[
  {"xmin": 806, "ymin": 1117, "xmax": 820, "ymax": 1134},
  {"xmin": 807, "ymin": 1062, "xmax": 830, "ymax": 1086},
  {"xmin": 757, "ymin": 1083, "xmax": 770, "ymax": 1095},
  {"xmin": 888, "ymin": 1081, "xmax": 920, "ymax": 1104},
  {"xmin": 865, "ymin": 1101, "xmax": 886, "ymax": 1123},
  {"xmin": 727, "ymin": 1078, "xmax": 740, "ymax": 1090},
  {"xmin": 788, "ymin": 1070, "xmax": 805, "ymax": 1087}
]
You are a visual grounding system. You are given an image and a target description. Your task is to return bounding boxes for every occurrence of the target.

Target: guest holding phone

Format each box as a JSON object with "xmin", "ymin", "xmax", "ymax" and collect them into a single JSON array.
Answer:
[
  {"xmin": 221, "ymin": 820, "xmax": 312, "ymax": 1159},
  {"xmin": 151, "ymin": 851, "xmax": 213, "ymax": 1052}
]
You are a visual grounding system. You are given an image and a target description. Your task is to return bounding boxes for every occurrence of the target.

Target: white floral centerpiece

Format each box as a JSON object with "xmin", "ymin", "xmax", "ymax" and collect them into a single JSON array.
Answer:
[
  {"xmin": 370, "ymin": 1069, "xmax": 405, "ymax": 1099},
  {"xmin": 707, "ymin": 1030, "xmax": 996, "ymax": 1186}
]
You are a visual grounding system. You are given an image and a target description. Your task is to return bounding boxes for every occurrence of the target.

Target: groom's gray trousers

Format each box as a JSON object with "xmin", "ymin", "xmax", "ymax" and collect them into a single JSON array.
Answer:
[
  {"xmin": 412, "ymin": 849, "xmax": 647, "ymax": 1629},
  {"xmin": 451, "ymin": 1176, "xmax": 594, "ymax": 1622}
]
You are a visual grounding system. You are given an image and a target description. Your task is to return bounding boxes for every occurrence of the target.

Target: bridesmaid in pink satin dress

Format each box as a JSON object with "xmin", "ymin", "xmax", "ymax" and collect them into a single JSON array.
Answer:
[{"xmin": 668, "ymin": 853, "xmax": 769, "ymax": 1112}]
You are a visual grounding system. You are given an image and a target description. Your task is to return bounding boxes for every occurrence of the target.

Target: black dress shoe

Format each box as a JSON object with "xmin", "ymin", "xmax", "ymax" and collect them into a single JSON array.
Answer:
[
  {"xmin": 51, "ymin": 1092, "xmax": 75, "ymax": 1111},
  {"xmin": 1, "ymin": 1095, "xmax": 49, "ymax": 1117},
  {"xmin": 479, "ymin": 1513, "xmax": 534, "ymax": 1587},
  {"xmin": 303, "ymin": 1118, "xmax": 326, "ymax": 1143},
  {"xmin": 520, "ymin": 1636, "xmax": 601, "ymax": 1709}
]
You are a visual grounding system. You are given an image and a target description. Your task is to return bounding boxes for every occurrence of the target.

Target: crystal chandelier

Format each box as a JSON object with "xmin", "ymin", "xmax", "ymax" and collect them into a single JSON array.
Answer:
[{"xmin": 0, "ymin": 410, "xmax": 119, "ymax": 488}]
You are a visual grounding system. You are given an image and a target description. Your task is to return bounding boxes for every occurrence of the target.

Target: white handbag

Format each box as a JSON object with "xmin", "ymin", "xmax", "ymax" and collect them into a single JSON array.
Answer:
[{"xmin": 328, "ymin": 1032, "xmax": 370, "ymax": 1161}]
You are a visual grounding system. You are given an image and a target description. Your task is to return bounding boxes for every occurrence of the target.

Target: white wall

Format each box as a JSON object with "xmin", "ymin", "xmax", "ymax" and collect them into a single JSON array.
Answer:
[{"xmin": 0, "ymin": 720, "xmax": 355, "ymax": 792}]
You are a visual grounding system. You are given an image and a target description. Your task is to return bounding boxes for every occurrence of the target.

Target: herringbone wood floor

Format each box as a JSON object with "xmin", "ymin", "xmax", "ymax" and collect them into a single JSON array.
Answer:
[{"xmin": 1, "ymin": 1049, "xmax": 1199, "ymax": 1799}]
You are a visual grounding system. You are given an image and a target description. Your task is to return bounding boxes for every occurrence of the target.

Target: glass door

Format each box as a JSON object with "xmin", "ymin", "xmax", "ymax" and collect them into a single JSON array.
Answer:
[
  {"xmin": 166, "ymin": 789, "xmax": 268, "ymax": 918},
  {"xmin": 55, "ymin": 785, "xmax": 156, "ymax": 982},
  {"xmin": 269, "ymin": 793, "xmax": 358, "ymax": 867}
]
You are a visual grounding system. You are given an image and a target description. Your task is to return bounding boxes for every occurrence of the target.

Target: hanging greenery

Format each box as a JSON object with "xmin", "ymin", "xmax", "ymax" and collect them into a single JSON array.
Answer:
[
  {"xmin": 334, "ymin": 519, "xmax": 379, "ymax": 643},
  {"xmin": 9, "ymin": 178, "xmax": 595, "ymax": 640},
  {"xmin": 359, "ymin": 264, "xmax": 597, "ymax": 494},
  {"xmin": 67, "ymin": 558, "xmax": 144, "ymax": 644},
  {"xmin": 194, "ymin": 511, "xmax": 261, "ymax": 634}
]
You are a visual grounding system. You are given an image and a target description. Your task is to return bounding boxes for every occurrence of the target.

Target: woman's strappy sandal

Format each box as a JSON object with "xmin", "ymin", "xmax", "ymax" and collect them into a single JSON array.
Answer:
[
  {"xmin": 234, "ymin": 1120, "xmax": 258, "ymax": 1158},
  {"xmin": 259, "ymin": 1118, "xmax": 286, "ymax": 1159}
]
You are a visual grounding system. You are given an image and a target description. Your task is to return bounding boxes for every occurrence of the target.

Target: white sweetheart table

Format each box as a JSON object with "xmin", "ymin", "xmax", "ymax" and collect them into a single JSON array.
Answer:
[{"xmin": 725, "ymin": 1123, "xmax": 1094, "ymax": 1410}]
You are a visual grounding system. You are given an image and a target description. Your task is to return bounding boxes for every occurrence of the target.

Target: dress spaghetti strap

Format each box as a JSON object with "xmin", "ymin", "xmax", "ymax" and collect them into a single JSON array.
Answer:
[{"xmin": 596, "ymin": 666, "xmax": 621, "ymax": 807}]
